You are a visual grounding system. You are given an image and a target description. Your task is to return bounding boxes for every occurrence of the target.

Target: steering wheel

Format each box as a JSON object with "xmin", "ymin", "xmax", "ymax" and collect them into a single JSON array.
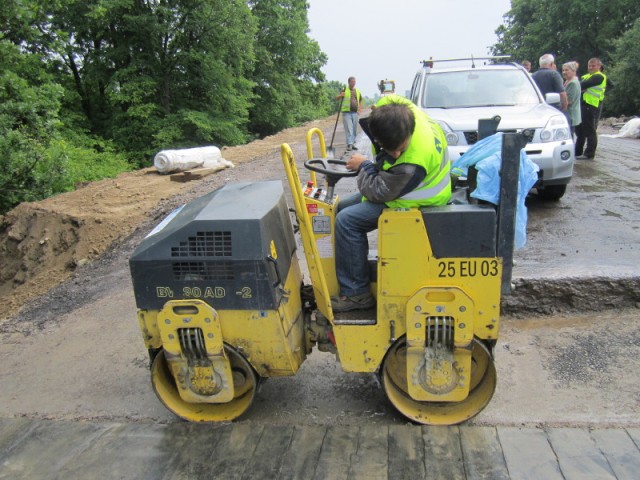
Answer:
[{"xmin": 304, "ymin": 158, "xmax": 357, "ymax": 187}]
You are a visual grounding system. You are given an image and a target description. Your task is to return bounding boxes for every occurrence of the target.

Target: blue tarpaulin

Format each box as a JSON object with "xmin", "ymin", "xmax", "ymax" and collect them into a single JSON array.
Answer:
[{"xmin": 451, "ymin": 133, "xmax": 539, "ymax": 249}]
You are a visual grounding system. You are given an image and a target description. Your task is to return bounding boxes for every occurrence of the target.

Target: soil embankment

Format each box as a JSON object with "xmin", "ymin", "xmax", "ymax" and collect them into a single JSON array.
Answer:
[{"xmin": 0, "ymin": 117, "xmax": 336, "ymax": 322}]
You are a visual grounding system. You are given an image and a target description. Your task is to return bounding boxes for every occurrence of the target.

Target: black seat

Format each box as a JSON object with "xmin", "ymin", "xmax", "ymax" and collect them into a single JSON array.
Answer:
[{"xmin": 421, "ymin": 204, "xmax": 497, "ymax": 258}]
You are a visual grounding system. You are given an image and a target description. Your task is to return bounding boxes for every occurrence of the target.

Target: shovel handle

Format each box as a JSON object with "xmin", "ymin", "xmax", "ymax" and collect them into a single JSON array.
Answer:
[{"xmin": 330, "ymin": 92, "xmax": 345, "ymax": 149}]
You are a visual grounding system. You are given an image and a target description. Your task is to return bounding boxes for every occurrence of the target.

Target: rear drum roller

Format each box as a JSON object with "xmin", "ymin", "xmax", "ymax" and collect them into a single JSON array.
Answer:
[
  {"xmin": 151, "ymin": 345, "xmax": 258, "ymax": 422},
  {"xmin": 381, "ymin": 337, "xmax": 496, "ymax": 425}
]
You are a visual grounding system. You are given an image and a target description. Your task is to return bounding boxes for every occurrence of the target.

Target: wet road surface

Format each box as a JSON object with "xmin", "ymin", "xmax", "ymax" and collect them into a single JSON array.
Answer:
[{"xmin": 0, "ymin": 125, "xmax": 639, "ymax": 479}]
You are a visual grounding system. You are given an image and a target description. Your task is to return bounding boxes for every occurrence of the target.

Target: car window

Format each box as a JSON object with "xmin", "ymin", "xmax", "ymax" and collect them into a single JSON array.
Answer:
[
  {"xmin": 410, "ymin": 73, "xmax": 421, "ymax": 103},
  {"xmin": 422, "ymin": 70, "xmax": 540, "ymax": 108}
]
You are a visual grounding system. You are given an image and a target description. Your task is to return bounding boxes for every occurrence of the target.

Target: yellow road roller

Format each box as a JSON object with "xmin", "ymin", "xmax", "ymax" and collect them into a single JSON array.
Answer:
[{"xmin": 129, "ymin": 130, "xmax": 525, "ymax": 425}]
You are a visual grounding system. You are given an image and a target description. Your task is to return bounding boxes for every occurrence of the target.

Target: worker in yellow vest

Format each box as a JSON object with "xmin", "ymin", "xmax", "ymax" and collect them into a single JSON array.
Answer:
[
  {"xmin": 336, "ymin": 77, "xmax": 363, "ymax": 151},
  {"xmin": 331, "ymin": 95, "xmax": 451, "ymax": 312},
  {"xmin": 575, "ymin": 58, "xmax": 608, "ymax": 159}
]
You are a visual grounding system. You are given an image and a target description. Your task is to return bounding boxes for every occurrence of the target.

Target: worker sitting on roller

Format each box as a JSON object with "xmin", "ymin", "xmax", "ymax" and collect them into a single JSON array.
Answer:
[{"xmin": 331, "ymin": 95, "xmax": 451, "ymax": 312}]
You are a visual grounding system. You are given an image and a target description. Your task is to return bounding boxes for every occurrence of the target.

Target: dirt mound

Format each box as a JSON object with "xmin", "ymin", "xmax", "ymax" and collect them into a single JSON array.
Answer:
[{"xmin": 0, "ymin": 116, "xmax": 336, "ymax": 321}]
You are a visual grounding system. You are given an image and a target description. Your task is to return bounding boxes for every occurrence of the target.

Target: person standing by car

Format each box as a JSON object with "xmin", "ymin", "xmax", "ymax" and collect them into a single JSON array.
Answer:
[
  {"xmin": 331, "ymin": 95, "xmax": 451, "ymax": 312},
  {"xmin": 575, "ymin": 58, "xmax": 608, "ymax": 159},
  {"xmin": 336, "ymin": 77, "xmax": 363, "ymax": 151},
  {"xmin": 532, "ymin": 54, "xmax": 568, "ymax": 111},
  {"xmin": 562, "ymin": 61, "xmax": 582, "ymax": 139}
]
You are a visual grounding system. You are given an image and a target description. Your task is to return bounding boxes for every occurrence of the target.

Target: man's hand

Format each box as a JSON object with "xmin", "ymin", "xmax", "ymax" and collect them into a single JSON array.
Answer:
[{"xmin": 346, "ymin": 153, "xmax": 367, "ymax": 171}]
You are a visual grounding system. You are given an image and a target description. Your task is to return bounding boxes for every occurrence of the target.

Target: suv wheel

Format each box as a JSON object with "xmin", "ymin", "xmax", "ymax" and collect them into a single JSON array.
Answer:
[{"xmin": 537, "ymin": 184, "xmax": 567, "ymax": 200}]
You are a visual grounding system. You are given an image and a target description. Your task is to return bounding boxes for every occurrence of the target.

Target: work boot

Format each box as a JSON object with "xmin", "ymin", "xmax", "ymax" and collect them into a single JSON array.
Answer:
[{"xmin": 331, "ymin": 293, "xmax": 375, "ymax": 312}]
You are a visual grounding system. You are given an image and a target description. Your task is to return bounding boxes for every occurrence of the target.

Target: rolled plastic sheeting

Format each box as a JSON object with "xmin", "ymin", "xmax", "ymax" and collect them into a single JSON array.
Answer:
[{"xmin": 154, "ymin": 146, "xmax": 233, "ymax": 174}]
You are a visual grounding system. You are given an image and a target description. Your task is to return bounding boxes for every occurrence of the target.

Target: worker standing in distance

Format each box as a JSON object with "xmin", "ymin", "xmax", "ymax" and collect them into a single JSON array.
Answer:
[
  {"xmin": 331, "ymin": 95, "xmax": 451, "ymax": 312},
  {"xmin": 336, "ymin": 77, "xmax": 363, "ymax": 151},
  {"xmin": 575, "ymin": 58, "xmax": 608, "ymax": 160}
]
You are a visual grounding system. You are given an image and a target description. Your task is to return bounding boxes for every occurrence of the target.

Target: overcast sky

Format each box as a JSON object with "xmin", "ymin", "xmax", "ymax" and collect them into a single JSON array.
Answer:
[{"xmin": 307, "ymin": 0, "xmax": 513, "ymax": 98}]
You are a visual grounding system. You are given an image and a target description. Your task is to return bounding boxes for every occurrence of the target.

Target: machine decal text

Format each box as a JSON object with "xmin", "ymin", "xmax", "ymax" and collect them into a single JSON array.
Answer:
[
  {"xmin": 437, "ymin": 260, "xmax": 499, "ymax": 278},
  {"xmin": 156, "ymin": 287, "xmax": 174, "ymax": 298},
  {"xmin": 236, "ymin": 287, "xmax": 253, "ymax": 298},
  {"xmin": 159, "ymin": 286, "xmax": 229, "ymax": 299}
]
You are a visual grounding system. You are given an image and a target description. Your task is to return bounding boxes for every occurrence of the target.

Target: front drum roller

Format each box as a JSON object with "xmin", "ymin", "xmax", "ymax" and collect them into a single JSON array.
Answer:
[
  {"xmin": 381, "ymin": 337, "xmax": 496, "ymax": 425},
  {"xmin": 151, "ymin": 345, "xmax": 258, "ymax": 422}
]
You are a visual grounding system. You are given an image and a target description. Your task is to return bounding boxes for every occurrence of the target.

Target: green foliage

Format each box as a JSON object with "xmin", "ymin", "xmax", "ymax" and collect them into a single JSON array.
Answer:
[
  {"xmin": 491, "ymin": 0, "xmax": 640, "ymax": 116},
  {"xmin": 492, "ymin": 0, "xmax": 639, "ymax": 65},
  {"xmin": 0, "ymin": 38, "xmax": 131, "ymax": 213},
  {"xmin": 607, "ymin": 18, "xmax": 640, "ymax": 115},
  {"xmin": 1, "ymin": 0, "xmax": 334, "ymax": 210},
  {"xmin": 45, "ymin": 134, "xmax": 132, "ymax": 190},
  {"xmin": 0, "ymin": 39, "xmax": 63, "ymax": 212},
  {"xmin": 324, "ymin": 80, "xmax": 345, "ymax": 113},
  {"xmin": 80, "ymin": 0, "xmax": 257, "ymax": 161},
  {"xmin": 153, "ymin": 108, "xmax": 250, "ymax": 151},
  {"xmin": 0, "ymin": 71, "xmax": 131, "ymax": 212},
  {"xmin": 248, "ymin": 0, "xmax": 328, "ymax": 136}
]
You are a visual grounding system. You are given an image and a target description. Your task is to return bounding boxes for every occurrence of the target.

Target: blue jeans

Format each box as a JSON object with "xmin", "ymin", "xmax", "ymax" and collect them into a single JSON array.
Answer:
[
  {"xmin": 341, "ymin": 112, "xmax": 358, "ymax": 146},
  {"xmin": 334, "ymin": 193, "xmax": 386, "ymax": 296}
]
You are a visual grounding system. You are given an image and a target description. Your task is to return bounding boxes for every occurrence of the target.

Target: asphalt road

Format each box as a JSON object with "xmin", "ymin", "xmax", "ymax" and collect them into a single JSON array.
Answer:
[
  {"xmin": 0, "ymin": 126, "xmax": 638, "ymax": 429},
  {"xmin": 516, "ymin": 134, "xmax": 640, "ymax": 279}
]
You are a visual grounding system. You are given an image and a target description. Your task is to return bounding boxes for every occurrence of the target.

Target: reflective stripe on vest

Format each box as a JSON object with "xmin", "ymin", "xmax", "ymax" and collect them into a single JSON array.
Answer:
[
  {"xmin": 581, "ymin": 72, "xmax": 607, "ymax": 108},
  {"xmin": 395, "ymin": 169, "xmax": 451, "ymax": 202},
  {"xmin": 384, "ymin": 142, "xmax": 451, "ymax": 208}
]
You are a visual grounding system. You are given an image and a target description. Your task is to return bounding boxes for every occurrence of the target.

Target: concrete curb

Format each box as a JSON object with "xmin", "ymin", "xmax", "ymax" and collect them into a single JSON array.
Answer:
[{"xmin": 503, "ymin": 275, "xmax": 640, "ymax": 317}]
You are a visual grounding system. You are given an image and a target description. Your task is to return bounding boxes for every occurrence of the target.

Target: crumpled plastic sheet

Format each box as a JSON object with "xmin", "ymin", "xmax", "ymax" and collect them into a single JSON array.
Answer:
[
  {"xmin": 451, "ymin": 132, "xmax": 540, "ymax": 249},
  {"xmin": 600, "ymin": 117, "xmax": 640, "ymax": 139}
]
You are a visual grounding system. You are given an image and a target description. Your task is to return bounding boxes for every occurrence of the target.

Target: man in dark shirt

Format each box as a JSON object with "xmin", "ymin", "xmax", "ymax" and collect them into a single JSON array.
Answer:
[{"xmin": 532, "ymin": 53, "xmax": 568, "ymax": 111}]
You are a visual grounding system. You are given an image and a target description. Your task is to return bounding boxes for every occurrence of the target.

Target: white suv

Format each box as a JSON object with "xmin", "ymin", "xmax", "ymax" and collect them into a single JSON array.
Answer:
[{"xmin": 409, "ymin": 58, "xmax": 574, "ymax": 200}]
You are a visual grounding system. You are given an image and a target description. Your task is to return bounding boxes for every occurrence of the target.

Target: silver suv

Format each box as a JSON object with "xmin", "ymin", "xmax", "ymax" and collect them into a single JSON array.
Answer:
[{"xmin": 409, "ymin": 57, "xmax": 574, "ymax": 200}]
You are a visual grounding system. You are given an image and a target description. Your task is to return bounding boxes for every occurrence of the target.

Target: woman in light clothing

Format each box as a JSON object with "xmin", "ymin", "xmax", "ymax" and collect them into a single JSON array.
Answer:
[{"xmin": 562, "ymin": 61, "xmax": 582, "ymax": 139}]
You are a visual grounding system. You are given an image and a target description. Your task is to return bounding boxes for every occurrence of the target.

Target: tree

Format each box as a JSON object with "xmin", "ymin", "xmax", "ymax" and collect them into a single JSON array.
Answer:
[
  {"xmin": 248, "ymin": 0, "xmax": 328, "ymax": 137},
  {"xmin": 0, "ymin": 39, "xmax": 64, "ymax": 212},
  {"xmin": 4, "ymin": 0, "xmax": 258, "ymax": 164},
  {"xmin": 0, "ymin": 0, "xmax": 333, "ymax": 211},
  {"xmin": 607, "ymin": 17, "xmax": 640, "ymax": 115},
  {"xmin": 104, "ymin": 0, "xmax": 259, "ymax": 159},
  {"xmin": 492, "ymin": 0, "xmax": 640, "ymax": 67},
  {"xmin": 324, "ymin": 80, "xmax": 344, "ymax": 112},
  {"xmin": 0, "ymin": 37, "xmax": 132, "ymax": 214},
  {"xmin": 491, "ymin": 0, "xmax": 640, "ymax": 116}
]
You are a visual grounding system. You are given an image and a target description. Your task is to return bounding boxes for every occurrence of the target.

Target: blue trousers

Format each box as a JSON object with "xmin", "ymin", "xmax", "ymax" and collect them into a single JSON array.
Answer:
[
  {"xmin": 334, "ymin": 193, "xmax": 385, "ymax": 296},
  {"xmin": 341, "ymin": 112, "xmax": 358, "ymax": 146}
]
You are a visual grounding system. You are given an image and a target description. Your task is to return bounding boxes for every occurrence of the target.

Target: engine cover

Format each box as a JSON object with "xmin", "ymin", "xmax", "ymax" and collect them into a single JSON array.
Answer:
[{"xmin": 129, "ymin": 181, "xmax": 296, "ymax": 311}]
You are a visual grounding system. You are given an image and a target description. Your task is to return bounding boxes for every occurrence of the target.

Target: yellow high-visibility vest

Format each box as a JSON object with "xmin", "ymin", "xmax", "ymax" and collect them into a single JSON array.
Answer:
[
  {"xmin": 341, "ymin": 87, "xmax": 362, "ymax": 112},
  {"xmin": 375, "ymin": 95, "xmax": 451, "ymax": 208},
  {"xmin": 581, "ymin": 72, "xmax": 607, "ymax": 108}
]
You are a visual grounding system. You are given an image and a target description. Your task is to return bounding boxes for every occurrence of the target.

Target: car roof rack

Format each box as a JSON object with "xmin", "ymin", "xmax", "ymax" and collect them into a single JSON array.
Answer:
[{"xmin": 421, "ymin": 55, "xmax": 511, "ymax": 69}]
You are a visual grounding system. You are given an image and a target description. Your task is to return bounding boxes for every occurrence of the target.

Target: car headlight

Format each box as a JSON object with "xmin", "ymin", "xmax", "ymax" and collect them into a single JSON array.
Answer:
[
  {"xmin": 436, "ymin": 121, "xmax": 459, "ymax": 146},
  {"xmin": 540, "ymin": 115, "xmax": 570, "ymax": 142}
]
